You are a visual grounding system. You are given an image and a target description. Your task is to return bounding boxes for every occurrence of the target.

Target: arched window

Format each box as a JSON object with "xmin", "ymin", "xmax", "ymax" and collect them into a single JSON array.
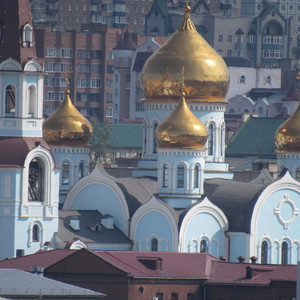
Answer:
[
  {"xmin": 5, "ymin": 85, "xmax": 16, "ymax": 117},
  {"xmin": 32, "ymin": 224, "xmax": 40, "ymax": 242},
  {"xmin": 151, "ymin": 238, "xmax": 158, "ymax": 251},
  {"xmin": 78, "ymin": 162, "xmax": 85, "ymax": 179},
  {"xmin": 193, "ymin": 165, "xmax": 199, "ymax": 188},
  {"xmin": 23, "ymin": 24, "xmax": 33, "ymax": 47},
  {"xmin": 28, "ymin": 158, "xmax": 43, "ymax": 201},
  {"xmin": 28, "ymin": 85, "xmax": 36, "ymax": 117},
  {"xmin": 208, "ymin": 124, "xmax": 214, "ymax": 155},
  {"xmin": 162, "ymin": 164, "xmax": 168, "ymax": 187},
  {"xmin": 266, "ymin": 76, "xmax": 272, "ymax": 84},
  {"xmin": 281, "ymin": 242, "xmax": 288, "ymax": 264},
  {"xmin": 239, "ymin": 75, "xmax": 246, "ymax": 84},
  {"xmin": 261, "ymin": 241, "xmax": 268, "ymax": 264},
  {"xmin": 200, "ymin": 239, "xmax": 208, "ymax": 253},
  {"xmin": 296, "ymin": 168, "xmax": 300, "ymax": 181},
  {"xmin": 177, "ymin": 165, "xmax": 185, "ymax": 188},
  {"xmin": 153, "ymin": 122, "xmax": 158, "ymax": 153},
  {"xmin": 62, "ymin": 162, "xmax": 70, "ymax": 185}
]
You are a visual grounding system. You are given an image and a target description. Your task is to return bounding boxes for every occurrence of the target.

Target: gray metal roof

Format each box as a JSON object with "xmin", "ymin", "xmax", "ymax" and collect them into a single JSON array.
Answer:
[
  {"xmin": 0, "ymin": 269, "xmax": 104, "ymax": 298},
  {"xmin": 58, "ymin": 210, "xmax": 131, "ymax": 246}
]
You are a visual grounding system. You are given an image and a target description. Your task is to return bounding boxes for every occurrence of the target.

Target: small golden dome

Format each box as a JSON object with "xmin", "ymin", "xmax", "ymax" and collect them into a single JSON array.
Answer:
[
  {"xmin": 142, "ymin": 4, "xmax": 229, "ymax": 102},
  {"xmin": 155, "ymin": 88, "xmax": 208, "ymax": 150},
  {"xmin": 43, "ymin": 89, "xmax": 93, "ymax": 145},
  {"xmin": 275, "ymin": 103, "xmax": 300, "ymax": 152}
]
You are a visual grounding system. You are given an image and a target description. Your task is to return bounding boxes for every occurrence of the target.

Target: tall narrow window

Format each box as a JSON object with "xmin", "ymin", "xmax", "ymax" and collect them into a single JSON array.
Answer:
[
  {"xmin": 193, "ymin": 165, "xmax": 199, "ymax": 188},
  {"xmin": 62, "ymin": 162, "xmax": 70, "ymax": 185},
  {"xmin": 5, "ymin": 85, "xmax": 16, "ymax": 117},
  {"xmin": 200, "ymin": 239, "xmax": 208, "ymax": 253},
  {"xmin": 153, "ymin": 122, "xmax": 158, "ymax": 153},
  {"xmin": 28, "ymin": 159, "xmax": 43, "ymax": 201},
  {"xmin": 32, "ymin": 224, "xmax": 40, "ymax": 242},
  {"xmin": 78, "ymin": 162, "xmax": 84, "ymax": 179},
  {"xmin": 162, "ymin": 164, "xmax": 168, "ymax": 187},
  {"xmin": 177, "ymin": 165, "xmax": 184, "ymax": 188},
  {"xmin": 261, "ymin": 241, "xmax": 268, "ymax": 264},
  {"xmin": 281, "ymin": 242, "xmax": 288, "ymax": 264},
  {"xmin": 208, "ymin": 124, "xmax": 214, "ymax": 155},
  {"xmin": 151, "ymin": 238, "xmax": 158, "ymax": 251},
  {"xmin": 296, "ymin": 168, "xmax": 300, "ymax": 181},
  {"xmin": 23, "ymin": 24, "xmax": 33, "ymax": 47},
  {"xmin": 28, "ymin": 85, "xmax": 36, "ymax": 117}
]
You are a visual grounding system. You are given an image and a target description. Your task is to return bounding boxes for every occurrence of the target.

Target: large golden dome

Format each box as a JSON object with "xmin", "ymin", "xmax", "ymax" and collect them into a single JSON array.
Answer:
[
  {"xmin": 43, "ymin": 89, "xmax": 93, "ymax": 145},
  {"xmin": 275, "ymin": 103, "xmax": 300, "ymax": 152},
  {"xmin": 142, "ymin": 4, "xmax": 229, "ymax": 102},
  {"xmin": 155, "ymin": 88, "xmax": 208, "ymax": 150}
]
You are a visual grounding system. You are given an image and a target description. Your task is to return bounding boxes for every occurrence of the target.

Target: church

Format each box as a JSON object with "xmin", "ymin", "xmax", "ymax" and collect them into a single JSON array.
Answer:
[{"xmin": 1, "ymin": 0, "xmax": 300, "ymax": 265}]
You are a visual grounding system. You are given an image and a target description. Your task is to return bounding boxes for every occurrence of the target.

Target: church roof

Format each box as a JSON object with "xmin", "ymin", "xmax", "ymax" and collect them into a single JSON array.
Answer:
[
  {"xmin": 203, "ymin": 178, "xmax": 267, "ymax": 233},
  {"xmin": 0, "ymin": 137, "xmax": 52, "ymax": 167},
  {"xmin": 226, "ymin": 116, "xmax": 287, "ymax": 159},
  {"xmin": 57, "ymin": 210, "xmax": 131, "ymax": 246}
]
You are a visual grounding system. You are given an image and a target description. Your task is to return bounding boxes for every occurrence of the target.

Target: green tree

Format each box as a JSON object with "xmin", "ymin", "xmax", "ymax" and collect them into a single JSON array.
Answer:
[{"xmin": 89, "ymin": 121, "xmax": 111, "ymax": 168}]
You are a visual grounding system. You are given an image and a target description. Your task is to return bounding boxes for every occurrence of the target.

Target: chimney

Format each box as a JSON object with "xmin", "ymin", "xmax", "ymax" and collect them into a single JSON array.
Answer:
[
  {"xmin": 101, "ymin": 215, "xmax": 114, "ymax": 229},
  {"xmin": 238, "ymin": 256, "xmax": 245, "ymax": 263}
]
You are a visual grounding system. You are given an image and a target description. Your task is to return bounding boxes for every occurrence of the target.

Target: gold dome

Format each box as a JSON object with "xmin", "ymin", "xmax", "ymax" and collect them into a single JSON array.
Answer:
[
  {"xmin": 155, "ymin": 89, "xmax": 208, "ymax": 150},
  {"xmin": 43, "ymin": 89, "xmax": 93, "ymax": 145},
  {"xmin": 275, "ymin": 103, "xmax": 300, "ymax": 152},
  {"xmin": 142, "ymin": 4, "xmax": 229, "ymax": 103}
]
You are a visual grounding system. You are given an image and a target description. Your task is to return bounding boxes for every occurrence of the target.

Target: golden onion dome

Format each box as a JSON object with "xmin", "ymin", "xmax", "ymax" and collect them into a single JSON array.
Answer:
[
  {"xmin": 155, "ymin": 87, "xmax": 208, "ymax": 150},
  {"xmin": 275, "ymin": 103, "xmax": 300, "ymax": 152},
  {"xmin": 141, "ymin": 3, "xmax": 229, "ymax": 103},
  {"xmin": 43, "ymin": 88, "xmax": 93, "ymax": 145}
]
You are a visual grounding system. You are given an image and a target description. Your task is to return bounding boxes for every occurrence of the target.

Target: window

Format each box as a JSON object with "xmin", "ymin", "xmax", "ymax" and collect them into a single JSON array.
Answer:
[
  {"xmin": 248, "ymin": 35, "xmax": 255, "ymax": 44},
  {"xmin": 177, "ymin": 165, "xmax": 185, "ymax": 188},
  {"xmin": 23, "ymin": 24, "xmax": 33, "ymax": 47},
  {"xmin": 194, "ymin": 165, "xmax": 199, "ymax": 188},
  {"xmin": 28, "ymin": 85, "xmax": 36, "ymax": 117},
  {"xmin": 162, "ymin": 164, "xmax": 168, "ymax": 187},
  {"xmin": 227, "ymin": 35, "xmax": 232, "ymax": 42},
  {"xmin": 261, "ymin": 241, "xmax": 268, "ymax": 264},
  {"xmin": 151, "ymin": 238, "xmax": 158, "ymax": 251},
  {"xmin": 281, "ymin": 242, "xmax": 288, "ymax": 264},
  {"xmin": 76, "ymin": 78, "xmax": 101, "ymax": 88},
  {"xmin": 79, "ymin": 162, "xmax": 84, "ymax": 179},
  {"xmin": 236, "ymin": 35, "xmax": 243, "ymax": 43},
  {"xmin": 240, "ymin": 75, "xmax": 246, "ymax": 84},
  {"xmin": 200, "ymin": 239, "xmax": 208, "ymax": 253},
  {"xmin": 227, "ymin": 49, "xmax": 232, "ymax": 57},
  {"xmin": 62, "ymin": 162, "xmax": 70, "ymax": 185},
  {"xmin": 28, "ymin": 159, "xmax": 43, "ymax": 201},
  {"xmin": 32, "ymin": 224, "xmax": 40, "ymax": 242},
  {"xmin": 171, "ymin": 293, "xmax": 178, "ymax": 300},
  {"xmin": 5, "ymin": 85, "xmax": 16, "ymax": 117},
  {"xmin": 187, "ymin": 294, "xmax": 195, "ymax": 300},
  {"xmin": 153, "ymin": 123, "xmax": 158, "ymax": 153},
  {"xmin": 296, "ymin": 168, "xmax": 300, "ymax": 181},
  {"xmin": 266, "ymin": 76, "xmax": 272, "ymax": 84},
  {"xmin": 218, "ymin": 34, "xmax": 223, "ymax": 42},
  {"xmin": 208, "ymin": 124, "xmax": 214, "ymax": 155},
  {"xmin": 155, "ymin": 293, "xmax": 163, "ymax": 300}
]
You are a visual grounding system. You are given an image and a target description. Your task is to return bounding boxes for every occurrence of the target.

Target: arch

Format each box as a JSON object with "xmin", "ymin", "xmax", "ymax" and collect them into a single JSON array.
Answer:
[
  {"xmin": 28, "ymin": 220, "xmax": 44, "ymax": 247},
  {"xmin": 262, "ymin": 21, "xmax": 283, "ymax": 35},
  {"xmin": 32, "ymin": 224, "xmax": 40, "ymax": 242},
  {"xmin": 23, "ymin": 147, "xmax": 56, "ymax": 207},
  {"xmin": 189, "ymin": 239, "xmax": 198, "ymax": 253},
  {"xmin": 266, "ymin": 76, "xmax": 272, "ymax": 84},
  {"xmin": 5, "ymin": 85, "xmax": 16, "ymax": 117},
  {"xmin": 24, "ymin": 59, "xmax": 43, "ymax": 72},
  {"xmin": 200, "ymin": 238, "xmax": 208, "ymax": 253},
  {"xmin": 0, "ymin": 58, "xmax": 22, "ymax": 71},
  {"xmin": 28, "ymin": 158, "xmax": 45, "ymax": 202}
]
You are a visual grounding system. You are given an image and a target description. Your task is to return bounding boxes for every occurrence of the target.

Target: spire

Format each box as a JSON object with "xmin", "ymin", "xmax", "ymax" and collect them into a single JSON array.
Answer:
[
  {"xmin": 178, "ymin": 1, "xmax": 196, "ymax": 31},
  {"xmin": 0, "ymin": 0, "xmax": 36, "ymax": 65}
]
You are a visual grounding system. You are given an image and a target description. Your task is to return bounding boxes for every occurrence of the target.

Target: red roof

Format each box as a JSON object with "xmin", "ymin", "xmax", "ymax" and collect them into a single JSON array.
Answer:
[
  {"xmin": 206, "ymin": 261, "xmax": 297, "ymax": 285},
  {"xmin": 0, "ymin": 249, "xmax": 76, "ymax": 271},
  {"xmin": 93, "ymin": 251, "xmax": 219, "ymax": 279}
]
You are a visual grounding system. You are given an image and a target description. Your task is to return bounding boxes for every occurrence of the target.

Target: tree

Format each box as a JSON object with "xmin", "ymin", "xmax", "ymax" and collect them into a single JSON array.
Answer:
[{"xmin": 89, "ymin": 121, "xmax": 111, "ymax": 168}]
